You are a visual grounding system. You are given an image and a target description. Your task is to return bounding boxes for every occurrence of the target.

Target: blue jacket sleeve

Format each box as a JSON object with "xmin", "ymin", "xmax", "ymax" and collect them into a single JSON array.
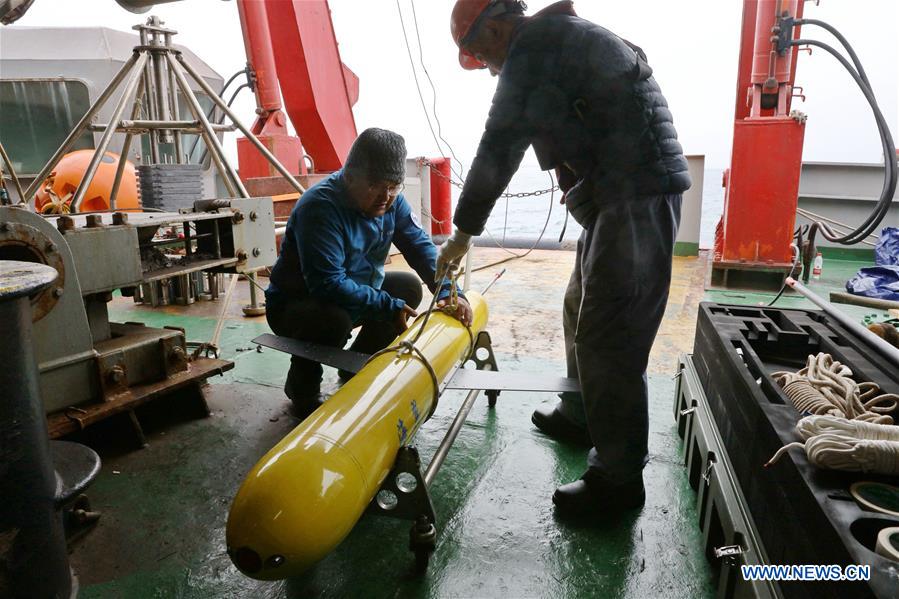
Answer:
[
  {"xmin": 296, "ymin": 202, "xmax": 404, "ymax": 320},
  {"xmin": 391, "ymin": 196, "xmax": 459, "ymax": 301}
]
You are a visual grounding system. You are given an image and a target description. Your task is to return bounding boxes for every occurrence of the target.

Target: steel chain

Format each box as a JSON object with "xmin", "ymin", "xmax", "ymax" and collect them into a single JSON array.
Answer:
[{"xmin": 420, "ymin": 158, "xmax": 559, "ymax": 198}]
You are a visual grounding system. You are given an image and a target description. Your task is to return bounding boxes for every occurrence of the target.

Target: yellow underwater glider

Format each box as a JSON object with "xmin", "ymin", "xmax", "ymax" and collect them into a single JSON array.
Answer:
[{"xmin": 226, "ymin": 292, "xmax": 578, "ymax": 579}]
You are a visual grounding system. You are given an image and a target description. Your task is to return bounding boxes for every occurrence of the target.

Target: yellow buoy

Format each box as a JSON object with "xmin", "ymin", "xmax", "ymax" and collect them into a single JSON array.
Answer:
[{"xmin": 226, "ymin": 292, "xmax": 488, "ymax": 579}]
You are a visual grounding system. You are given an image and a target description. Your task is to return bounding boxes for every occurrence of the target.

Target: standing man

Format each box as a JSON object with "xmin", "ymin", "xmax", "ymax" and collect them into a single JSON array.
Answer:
[
  {"xmin": 439, "ymin": 1, "xmax": 691, "ymax": 516},
  {"xmin": 267, "ymin": 128, "xmax": 471, "ymax": 419}
]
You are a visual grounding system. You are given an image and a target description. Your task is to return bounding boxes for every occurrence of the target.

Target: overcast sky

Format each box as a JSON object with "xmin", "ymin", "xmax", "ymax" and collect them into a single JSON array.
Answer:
[{"xmin": 13, "ymin": 0, "xmax": 899, "ymax": 177}]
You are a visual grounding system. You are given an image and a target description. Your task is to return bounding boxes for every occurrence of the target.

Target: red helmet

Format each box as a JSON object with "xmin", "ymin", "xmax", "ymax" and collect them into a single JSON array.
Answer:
[
  {"xmin": 450, "ymin": 0, "xmax": 492, "ymax": 70},
  {"xmin": 451, "ymin": 1, "xmax": 527, "ymax": 70}
]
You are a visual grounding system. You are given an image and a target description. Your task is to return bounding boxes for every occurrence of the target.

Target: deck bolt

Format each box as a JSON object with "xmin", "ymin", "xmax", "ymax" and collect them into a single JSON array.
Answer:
[
  {"xmin": 107, "ymin": 365, "xmax": 125, "ymax": 384},
  {"xmin": 57, "ymin": 216, "xmax": 75, "ymax": 233}
]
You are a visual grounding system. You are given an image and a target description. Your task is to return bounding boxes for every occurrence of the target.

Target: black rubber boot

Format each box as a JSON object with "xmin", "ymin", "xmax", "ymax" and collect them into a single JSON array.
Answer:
[
  {"xmin": 289, "ymin": 393, "xmax": 327, "ymax": 421},
  {"xmin": 552, "ymin": 469, "xmax": 645, "ymax": 518},
  {"xmin": 284, "ymin": 365, "xmax": 325, "ymax": 420},
  {"xmin": 531, "ymin": 403, "xmax": 592, "ymax": 447}
]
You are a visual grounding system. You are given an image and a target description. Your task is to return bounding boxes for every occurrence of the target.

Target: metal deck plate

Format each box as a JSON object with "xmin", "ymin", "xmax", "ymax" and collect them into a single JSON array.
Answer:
[{"xmin": 444, "ymin": 368, "xmax": 580, "ymax": 393}]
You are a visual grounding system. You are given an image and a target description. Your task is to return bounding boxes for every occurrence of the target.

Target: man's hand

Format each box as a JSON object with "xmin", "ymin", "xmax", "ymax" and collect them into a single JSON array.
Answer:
[
  {"xmin": 436, "ymin": 229, "xmax": 473, "ymax": 281},
  {"xmin": 437, "ymin": 296, "xmax": 473, "ymax": 327},
  {"xmin": 394, "ymin": 304, "xmax": 418, "ymax": 334}
]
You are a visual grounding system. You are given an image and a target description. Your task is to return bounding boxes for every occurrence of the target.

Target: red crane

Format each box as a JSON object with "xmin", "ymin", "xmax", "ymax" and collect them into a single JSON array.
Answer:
[
  {"xmin": 713, "ymin": 0, "xmax": 807, "ymax": 289},
  {"xmin": 235, "ymin": 0, "xmax": 359, "ymax": 194}
]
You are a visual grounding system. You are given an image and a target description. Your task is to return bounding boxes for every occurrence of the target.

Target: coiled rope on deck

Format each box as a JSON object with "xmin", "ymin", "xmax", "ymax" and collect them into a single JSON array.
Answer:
[
  {"xmin": 765, "ymin": 354, "xmax": 899, "ymax": 474},
  {"xmin": 766, "ymin": 430, "xmax": 899, "ymax": 475},
  {"xmin": 765, "ymin": 411, "xmax": 899, "ymax": 475},
  {"xmin": 772, "ymin": 353, "xmax": 898, "ymax": 424}
]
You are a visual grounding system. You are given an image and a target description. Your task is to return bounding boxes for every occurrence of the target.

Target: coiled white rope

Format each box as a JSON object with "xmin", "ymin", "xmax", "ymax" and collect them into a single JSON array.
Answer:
[
  {"xmin": 796, "ymin": 415, "xmax": 899, "ymax": 441},
  {"xmin": 766, "ymin": 415, "xmax": 899, "ymax": 474},
  {"xmin": 772, "ymin": 353, "xmax": 898, "ymax": 424}
]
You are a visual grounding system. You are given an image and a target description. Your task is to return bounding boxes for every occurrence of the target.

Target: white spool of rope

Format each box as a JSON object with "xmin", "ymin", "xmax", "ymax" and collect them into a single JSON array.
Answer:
[
  {"xmin": 766, "ymin": 432, "xmax": 899, "ymax": 475},
  {"xmin": 875, "ymin": 527, "xmax": 899, "ymax": 562},
  {"xmin": 796, "ymin": 415, "xmax": 899, "ymax": 442}
]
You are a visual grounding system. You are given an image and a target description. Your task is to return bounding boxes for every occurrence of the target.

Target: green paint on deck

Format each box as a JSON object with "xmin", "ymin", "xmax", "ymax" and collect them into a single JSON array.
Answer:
[
  {"xmin": 73, "ymin": 251, "xmax": 877, "ymax": 597},
  {"xmin": 817, "ymin": 246, "xmax": 874, "ymax": 262},
  {"xmin": 75, "ymin": 365, "xmax": 714, "ymax": 599},
  {"xmin": 76, "ymin": 289, "xmax": 715, "ymax": 598}
]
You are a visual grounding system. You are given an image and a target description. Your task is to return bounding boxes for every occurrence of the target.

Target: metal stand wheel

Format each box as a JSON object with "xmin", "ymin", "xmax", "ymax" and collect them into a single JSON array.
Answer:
[{"xmin": 409, "ymin": 515, "xmax": 437, "ymax": 574}]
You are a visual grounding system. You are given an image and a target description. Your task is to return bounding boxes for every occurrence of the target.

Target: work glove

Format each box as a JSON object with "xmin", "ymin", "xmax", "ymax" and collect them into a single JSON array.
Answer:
[{"xmin": 436, "ymin": 229, "xmax": 473, "ymax": 281}]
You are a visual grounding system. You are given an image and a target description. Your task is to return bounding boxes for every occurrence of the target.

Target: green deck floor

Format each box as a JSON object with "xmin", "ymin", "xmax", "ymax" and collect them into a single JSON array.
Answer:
[{"xmin": 66, "ymin": 250, "xmax": 884, "ymax": 598}]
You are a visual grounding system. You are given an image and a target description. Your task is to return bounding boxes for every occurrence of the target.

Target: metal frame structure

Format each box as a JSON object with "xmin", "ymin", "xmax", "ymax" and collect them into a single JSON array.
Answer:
[{"xmin": 22, "ymin": 16, "xmax": 306, "ymax": 215}]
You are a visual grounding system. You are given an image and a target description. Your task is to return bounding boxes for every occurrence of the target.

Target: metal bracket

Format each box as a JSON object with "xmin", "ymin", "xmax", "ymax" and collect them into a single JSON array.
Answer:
[
  {"xmin": 160, "ymin": 335, "xmax": 189, "ymax": 377},
  {"xmin": 97, "ymin": 350, "xmax": 129, "ymax": 400},
  {"xmin": 468, "ymin": 330, "xmax": 500, "ymax": 407},
  {"xmin": 714, "ymin": 544, "xmax": 746, "ymax": 568},
  {"xmin": 366, "ymin": 446, "xmax": 438, "ymax": 573},
  {"xmin": 366, "ymin": 446, "xmax": 436, "ymax": 525},
  {"xmin": 702, "ymin": 457, "xmax": 716, "ymax": 486}
]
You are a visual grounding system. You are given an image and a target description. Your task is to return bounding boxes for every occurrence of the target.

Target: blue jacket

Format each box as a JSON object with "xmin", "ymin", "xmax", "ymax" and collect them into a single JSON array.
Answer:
[{"xmin": 266, "ymin": 170, "xmax": 453, "ymax": 322}]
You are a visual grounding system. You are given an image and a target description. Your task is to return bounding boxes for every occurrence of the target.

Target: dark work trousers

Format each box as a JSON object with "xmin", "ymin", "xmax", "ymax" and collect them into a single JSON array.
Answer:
[
  {"xmin": 558, "ymin": 193, "xmax": 682, "ymax": 481},
  {"xmin": 265, "ymin": 271, "xmax": 424, "ymax": 399}
]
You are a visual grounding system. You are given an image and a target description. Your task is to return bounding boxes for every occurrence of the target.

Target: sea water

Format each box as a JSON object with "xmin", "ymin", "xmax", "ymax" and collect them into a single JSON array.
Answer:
[{"xmin": 454, "ymin": 166, "xmax": 725, "ymax": 249}]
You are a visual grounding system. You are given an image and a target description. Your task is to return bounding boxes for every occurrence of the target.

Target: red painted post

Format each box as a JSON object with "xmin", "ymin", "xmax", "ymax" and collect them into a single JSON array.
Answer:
[{"xmin": 428, "ymin": 157, "xmax": 452, "ymax": 236}]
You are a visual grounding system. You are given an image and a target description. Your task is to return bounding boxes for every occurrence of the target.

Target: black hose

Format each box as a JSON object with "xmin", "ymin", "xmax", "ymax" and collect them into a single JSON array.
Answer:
[
  {"xmin": 790, "ymin": 35, "xmax": 897, "ymax": 246},
  {"xmin": 196, "ymin": 83, "xmax": 250, "ymax": 166},
  {"xmin": 185, "ymin": 69, "xmax": 250, "ymax": 161},
  {"xmin": 797, "ymin": 19, "xmax": 871, "ymax": 86}
]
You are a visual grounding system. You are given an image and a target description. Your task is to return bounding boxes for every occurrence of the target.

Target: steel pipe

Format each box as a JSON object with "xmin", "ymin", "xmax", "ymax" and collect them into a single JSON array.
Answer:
[
  {"xmin": 0, "ymin": 261, "xmax": 70, "ymax": 598},
  {"xmin": 175, "ymin": 53, "xmax": 306, "ymax": 195},
  {"xmin": 24, "ymin": 52, "xmax": 141, "ymax": 200},
  {"xmin": 786, "ymin": 277, "xmax": 899, "ymax": 368},
  {"xmin": 151, "ymin": 45, "xmax": 173, "ymax": 143},
  {"xmin": 72, "ymin": 52, "xmax": 149, "ymax": 212},
  {"xmin": 166, "ymin": 53, "xmax": 246, "ymax": 197},
  {"xmin": 109, "ymin": 77, "xmax": 147, "ymax": 211},
  {"xmin": 90, "ymin": 122, "xmax": 235, "ymax": 134},
  {"xmin": 423, "ymin": 367, "xmax": 491, "ymax": 487},
  {"xmin": 0, "ymin": 139, "xmax": 26, "ymax": 204},
  {"xmin": 165, "ymin": 32, "xmax": 185, "ymax": 163}
]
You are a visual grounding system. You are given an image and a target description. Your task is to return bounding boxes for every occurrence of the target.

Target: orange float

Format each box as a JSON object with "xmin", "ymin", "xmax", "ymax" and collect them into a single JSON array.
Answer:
[{"xmin": 34, "ymin": 150, "xmax": 140, "ymax": 214}]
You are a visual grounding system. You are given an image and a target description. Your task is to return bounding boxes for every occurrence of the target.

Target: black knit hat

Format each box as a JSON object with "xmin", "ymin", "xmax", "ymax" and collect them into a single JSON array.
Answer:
[{"xmin": 344, "ymin": 128, "xmax": 407, "ymax": 183}]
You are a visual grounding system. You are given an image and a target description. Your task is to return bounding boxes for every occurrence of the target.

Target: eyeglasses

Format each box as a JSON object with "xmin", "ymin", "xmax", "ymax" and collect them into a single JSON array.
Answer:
[{"xmin": 369, "ymin": 182, "xmax": 405, "ymax": 198}]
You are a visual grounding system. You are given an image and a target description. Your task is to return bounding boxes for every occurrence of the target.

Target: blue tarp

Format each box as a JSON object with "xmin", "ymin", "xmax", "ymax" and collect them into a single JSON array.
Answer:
[{"xmin": 846, "ymin": 227, "xmax": 899, "ymax": 301}]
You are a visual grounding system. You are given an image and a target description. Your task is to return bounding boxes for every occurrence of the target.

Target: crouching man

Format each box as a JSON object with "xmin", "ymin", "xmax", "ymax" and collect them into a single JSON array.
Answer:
[{"xmin": 266, "ymin": 128, "xmax": 472, "ymax": 418}]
